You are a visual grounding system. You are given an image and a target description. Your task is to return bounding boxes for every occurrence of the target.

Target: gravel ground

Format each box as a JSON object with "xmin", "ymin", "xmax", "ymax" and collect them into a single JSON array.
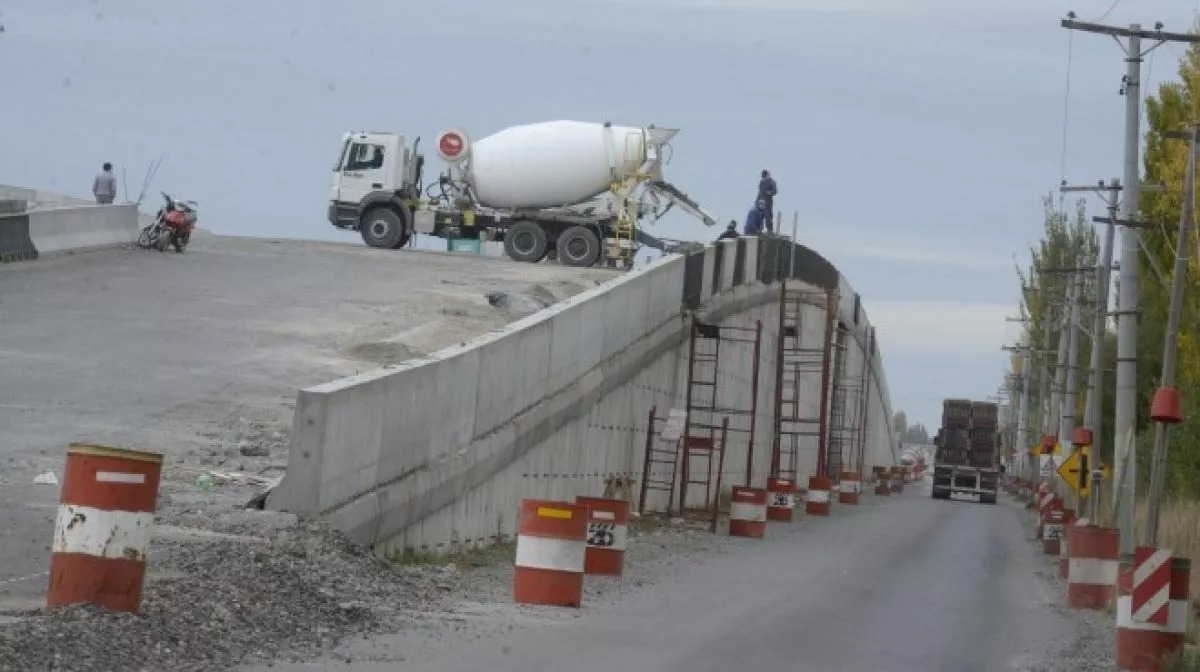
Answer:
[
  {"xmin": 0, "ymin": 520, "xmax": 458, "ymax": 672},
  {"xmin": 0, "ymin": 509, "xmax": 725, "ymax": 672},
  {"xmin": 1010, "ymin": 497, "xmax": 1119, "ymax": 672}
]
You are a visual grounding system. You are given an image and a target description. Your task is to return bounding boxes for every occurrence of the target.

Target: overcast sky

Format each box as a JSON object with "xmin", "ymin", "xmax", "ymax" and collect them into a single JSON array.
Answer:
[{"xmin": 2, "ymin": 0, "xmax": 1198, "ymax": 428}]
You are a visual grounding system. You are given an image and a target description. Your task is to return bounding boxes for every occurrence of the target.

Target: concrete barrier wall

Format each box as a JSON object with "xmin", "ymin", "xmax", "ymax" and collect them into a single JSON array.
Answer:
[
  {"xmin": 268, "ymin": 236, "xmax": 898, "ymax": 557},
  {"xmin": 26, "ymin": 204, "xmax": 140, "ymax": 255}
]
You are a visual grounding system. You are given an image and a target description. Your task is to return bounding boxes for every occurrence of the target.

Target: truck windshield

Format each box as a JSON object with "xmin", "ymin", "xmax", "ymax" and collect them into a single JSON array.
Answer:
[{"xmin": 333, "ymin": 138, "xmax": 350, "ymax": 171}]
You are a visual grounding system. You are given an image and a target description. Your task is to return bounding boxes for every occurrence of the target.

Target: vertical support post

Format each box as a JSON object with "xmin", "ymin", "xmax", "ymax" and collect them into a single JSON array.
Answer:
[
  {"xmin": 1085, "ymin": 179, "xmax": 1119, "ymax": 521},
  {"xmin": 816, "ymin": 291, "xmax": 837, "ymax": 477},
  {"xmin": 638, "ymin": 406, "xmax": 657, "ymax": 516},
  {"xmin": 1061, "ymin": 271, "xmax": 1083, "ymax": 509},
  {"xmin": 1114, "ymin": 26, "xmax": 1144, "ymax": 557},
  {"xmin": 770, "ymin": 282, "xmax": 787, "ymax": 477},
  {"xmin": 745, "ymin": 320, "xmax": 763, "ymax": 487},
  {"xmin": 680, "ymin": 318, "xmax": 699, "ymax": 514},
  {"xmin": 711, "ymin": 418, "xmax": 729, "ymax": 534}
]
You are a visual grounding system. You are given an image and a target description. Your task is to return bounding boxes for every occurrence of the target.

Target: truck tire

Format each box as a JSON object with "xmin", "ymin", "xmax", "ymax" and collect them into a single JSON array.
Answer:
[
  {"xmin": 557, "ymin": 226, "xmax": 601, "ymax": 267},
  {"xmin": 360, "ymin": 207, "xmax": 408, "ymax": 249},
  {"xmin": 503, "ymin": 221, "xmax": 548, "ymax": 263},
  {"xmin": 931, "ymin": 488, "xmax": 949, "ymax": 500},
  {"xmin": 980, "ymin": 494, "xmax": 997, "ymax": 505}
]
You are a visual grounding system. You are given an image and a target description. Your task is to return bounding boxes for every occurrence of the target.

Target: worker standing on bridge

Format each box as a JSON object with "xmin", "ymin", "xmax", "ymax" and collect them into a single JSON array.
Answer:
[
  {"xmin": 743, "ymin": 199, "xmax": 766, "ymax": 236},
  {"xmin": 757, "ymin": 169, "xmax": 777, "ymax": 233},
  {"xmin": 92, "ymin": 163, "xmax": 117, "ymax": 205}
]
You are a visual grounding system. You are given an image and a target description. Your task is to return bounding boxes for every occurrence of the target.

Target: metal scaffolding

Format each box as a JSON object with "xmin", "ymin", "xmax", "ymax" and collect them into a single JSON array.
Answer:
[{"xmin": 770, "ymin": 283, "xmax": 837, "ymax": 484}]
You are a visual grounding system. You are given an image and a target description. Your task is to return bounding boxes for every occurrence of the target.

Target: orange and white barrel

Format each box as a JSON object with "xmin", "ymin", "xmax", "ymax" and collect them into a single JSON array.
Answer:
[
  {"xmin": 837, "ymin": 471, "xmax": 860, "ymax": 505},
  {"xmin": 47, "ymin": 444, "xmax": 164, "ymax": 614},
  {"xmin": 1036, "ymin": 493, "xmax": 1061, "ymax": 540},
  {"xmin": 576, "ymin": 496, "xmax": 629, "ymax": 577},
  {"xmin": 873, "ymin": 471, "xmax": 890, "ymax": 496},
  {"xmin": 765, "ymin": 477, "xmax": 796, "ymax": 522},
  {"xmin": 1060, "ymin": 515, "xmax": 1086, "ymax": 579},
  {"xmin": 806, "ymin": 475, "xmax": 832, "ymax": 515},
  {"xmin": 513, "ymin": 499, "xmax": 587, "ymax": 607},
  {"xmin": 889, "ymin": 468, "xmax": 904, "ymax": 493},
  {"xmin": 1042, "ymin": 508, "xmax": 1068, "ymax": 556},
  {"xmin": 1116, "ymin": 549, "xmax": 1191, "ymax": 669},
  {"xmin": 1066, "ymin": 524, "xmax": 1119, "ymax": 610},
  {"xmin": 729, "ymin": 487, "xmax": 767, "ymax": 538}
]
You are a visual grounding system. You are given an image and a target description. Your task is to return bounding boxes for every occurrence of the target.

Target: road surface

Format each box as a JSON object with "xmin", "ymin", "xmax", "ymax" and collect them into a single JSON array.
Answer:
[
  {"xmin": 0, "ymin": 232, "xmax": 612, "ymax": 607},
  {"xmin": 250, "ymin": 488, "xmax": 1084, "ymax": 672}
]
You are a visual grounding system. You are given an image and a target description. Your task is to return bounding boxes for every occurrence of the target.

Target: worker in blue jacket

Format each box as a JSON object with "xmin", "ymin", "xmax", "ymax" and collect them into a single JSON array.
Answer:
[{"xmin": 743, "ymin": 199, "xmax": 767, "ymax": 235}]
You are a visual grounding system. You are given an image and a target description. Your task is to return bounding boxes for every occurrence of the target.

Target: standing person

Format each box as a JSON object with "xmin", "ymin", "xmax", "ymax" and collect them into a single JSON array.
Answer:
[
  {"xmin": 757, "ymin": 169, "xmax": 777, "ymax": 233},
  {"xmin": 743, "ymin": 199, "xmax": 766, "ymax": 236},
  {"xmin": 92, "ymin": 162, "xmax": 117, "ymax": 204}
]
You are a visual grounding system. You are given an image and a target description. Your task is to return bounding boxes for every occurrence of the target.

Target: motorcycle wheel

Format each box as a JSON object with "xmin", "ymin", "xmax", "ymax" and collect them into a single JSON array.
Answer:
[
  {"xmin": 156, "ymin": 231, "xmax": 171, "ymax": 252},
  {"xmin": 173, "ymin": 234, "xmax": 187, "ymax": 253},
  {"xmin": 137, "ymin": 227, "xmax": 153, "ymax": 249}
]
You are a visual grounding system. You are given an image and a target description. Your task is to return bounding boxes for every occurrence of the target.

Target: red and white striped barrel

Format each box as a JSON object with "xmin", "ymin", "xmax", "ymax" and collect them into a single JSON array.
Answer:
[
  {"xmin": 1036, "ymin": 493, "xmax": 1061, "ymax": 540},
  {"xmin": 1042, "ymin": 508, "xmax": 1069, "ymax": 556},
  {"xmin": 513, "ymin": 499, "xmax": 587, "ymax": 607},
  {"xmin": 1116, "ymin": 549, "xmax": 1191, "ymax": 669},
  {"xmin": 765, "ymin": 477, "xmax": 796, "ymax": 522},
  {"xmin": 874, "ymin": 472, "xmax": 890, "ymax": 496},
  {"xmin": 1060, "ymin": 515, "xmax": 1086, "ymax": 579},
  {"xmin": 576, "ymin": 496, "xmax": 629, "ymax": 577},
  {"xmin": 47, "ymin": 444, "xmax": 163, "ymax": 614},
  {"xmin": 1066, "ymin": 524, "xmax": 1119, "ymax": 610},
  {"xmin": 729, "ymin": 487, "xmax": 767, "ymax": 538},
  {"xmin": 806, "ymin": 475, "xmax": 832, "ymax": 515},
  {"xmin": 837, "ymin": 471, "xmax": 860, "ymax": 505}
]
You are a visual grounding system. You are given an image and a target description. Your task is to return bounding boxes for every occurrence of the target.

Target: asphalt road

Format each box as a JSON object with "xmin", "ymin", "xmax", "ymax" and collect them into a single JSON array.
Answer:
[
  {"xmin": 257, "ymin": 488, "xmax": 1082, "ymax": 672},
  {"xmin": 0, "ymin": 233, "xmax": 611, "ymax": 606}
]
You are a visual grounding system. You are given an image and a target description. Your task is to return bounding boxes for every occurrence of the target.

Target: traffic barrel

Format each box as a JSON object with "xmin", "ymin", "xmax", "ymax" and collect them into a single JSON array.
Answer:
[
  {"xmin": 1066, "ymin": 524, "xmax": 1119, "ymax": 610},
  {"xmin": 575, "ymin": 496, "xmax": 629, "ymax": 577},
  {"xmin": 889, "ymin": 467, "xmax": 904, "ymax": 493},
  {"xmin": 729, "ymin": 487, "xmax": 767, "ymax": 538},
  {"xmin": 1116, "ymin": 548, "xmax": 1191, "ymax": 670},
  {"xmin": 47, "ymin": 444, "xmax": 164, "ymax": 614},
  {"xmin": 513, "ymin": 499, "xmax": 587, "ymax": 607},
  {"xmin": 873, "ymin": 468, "xmax": 890, "ymax": 496},
  {"xmin": 837, "ymin": 471, "xmax": 860, "ymax": 505},
  {"xmin": 1060, "ymin": 514, "xmax": 1085, "ymax": 578},
  {"xmin": 1036, "ymin": 492, "xmax": 1061, "ymax": 540},
  {"xmin": 1042, "ymin": 508, "xmax": 1070, "ymax": 556},
  {"xmin": 805, "ymin": 475, "xmax": 832, "ymax": 515},
  {"xmin": 765, "ymin": 477, "xmax": 796, "ymax": 522}
]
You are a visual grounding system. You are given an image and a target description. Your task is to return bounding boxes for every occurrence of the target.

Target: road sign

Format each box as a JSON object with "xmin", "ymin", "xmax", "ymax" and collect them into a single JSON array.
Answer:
[{"xmin": 1056, "ymin": 446, "xmax": 1111, "ymax": 498}]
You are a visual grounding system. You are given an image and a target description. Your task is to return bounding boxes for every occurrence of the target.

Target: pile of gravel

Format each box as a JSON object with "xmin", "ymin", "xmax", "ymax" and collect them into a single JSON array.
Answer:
[{"xmin": 0, "ymin": 523, "xmax": 457, "ymax": 672}]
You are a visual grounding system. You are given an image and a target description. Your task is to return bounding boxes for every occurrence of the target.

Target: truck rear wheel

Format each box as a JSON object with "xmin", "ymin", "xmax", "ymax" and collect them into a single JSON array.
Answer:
[
  {"xmin": 503, "ymin": 221, "xmax": 548, "ymax": 263},
  {"xmin": 360, "ymin": 207, "xmax": 409, "ymax": 249},
  {"xmin": 557, "ymin": 226, "xmax": 601, "ymax": 267}
]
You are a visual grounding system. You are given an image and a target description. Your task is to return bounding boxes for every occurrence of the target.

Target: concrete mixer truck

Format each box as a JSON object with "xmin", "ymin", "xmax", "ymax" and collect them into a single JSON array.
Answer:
[{"xmin": 327, "ymin": 120, "xmax": 718, "ymax": 268}]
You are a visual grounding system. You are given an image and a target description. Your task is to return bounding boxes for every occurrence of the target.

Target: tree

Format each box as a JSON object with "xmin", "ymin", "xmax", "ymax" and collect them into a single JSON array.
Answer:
[
  {"xmin": 1137, "ymin": 34, "xmax": 1200, "ymax": 495},
  {"xmin": 1012, "ymin": 194, "xmax": 1101, "ymax": 441}
]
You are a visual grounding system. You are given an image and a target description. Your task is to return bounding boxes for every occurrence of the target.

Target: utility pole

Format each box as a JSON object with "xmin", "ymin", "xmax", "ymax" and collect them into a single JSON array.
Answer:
[
  {"xmin": 1146, "ymin": 127, "xmax": 1198, "ymax": 545},
  {"xmin": 1060, "ymin": 16, "xmax": 1200, "ymax": 554},
  {"xmin": 1061, "ymin": 178, "xmax": 1121, "ymax": 519}
]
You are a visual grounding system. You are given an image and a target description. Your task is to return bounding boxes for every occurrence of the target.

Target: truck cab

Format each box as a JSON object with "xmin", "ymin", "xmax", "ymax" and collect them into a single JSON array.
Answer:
[{"xmin": 329, "ymin": 132, "xmax": 423, "ymax": 247}]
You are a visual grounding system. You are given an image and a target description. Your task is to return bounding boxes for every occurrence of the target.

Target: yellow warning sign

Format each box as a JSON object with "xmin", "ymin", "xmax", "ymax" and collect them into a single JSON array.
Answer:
[
  {"xmin": 537, "ymin": 506, "xmax": 573, "ymax": 520},
  {"xmin": 1056, "ymin": 446, "xmax": 1111, "ymax": 498}
]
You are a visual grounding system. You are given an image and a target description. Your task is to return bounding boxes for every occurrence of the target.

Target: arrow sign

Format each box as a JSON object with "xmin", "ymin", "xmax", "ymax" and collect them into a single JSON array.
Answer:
[{"xmin": 1056, "ymin": 446, "xmax": 1111, "ymax": 498}]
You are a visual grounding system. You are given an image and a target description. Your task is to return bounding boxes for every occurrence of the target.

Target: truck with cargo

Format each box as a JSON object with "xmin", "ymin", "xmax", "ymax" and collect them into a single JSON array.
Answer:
[
  {"xmin": 931, "ymin": 399, "xmax": 1000, "ymax": 504},
  {"xmin": 327, "ymin": 120, "xmax": 718, "ymax": 268}
]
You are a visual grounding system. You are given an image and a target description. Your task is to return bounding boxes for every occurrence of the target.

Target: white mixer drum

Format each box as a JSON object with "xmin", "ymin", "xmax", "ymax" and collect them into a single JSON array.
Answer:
[{"xmin": 465, "ymin": 120, "xmax": 648, "ymax": 209}]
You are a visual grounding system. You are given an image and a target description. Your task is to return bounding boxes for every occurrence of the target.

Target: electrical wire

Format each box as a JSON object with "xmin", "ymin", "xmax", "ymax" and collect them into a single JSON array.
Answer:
[
  {"xmin": 1096, "ymin": 0, "xmax": 1122, "ymax": 22},
  {"xmin": 1059, "ymin": 30, "xmax": 1075, "ymax": 215}
]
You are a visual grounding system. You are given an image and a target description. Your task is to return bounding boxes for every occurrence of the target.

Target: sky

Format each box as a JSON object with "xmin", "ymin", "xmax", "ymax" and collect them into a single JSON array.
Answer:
[{"xmin": 2, "ymin": 0, "xmax": 1199, "ymax": 428}]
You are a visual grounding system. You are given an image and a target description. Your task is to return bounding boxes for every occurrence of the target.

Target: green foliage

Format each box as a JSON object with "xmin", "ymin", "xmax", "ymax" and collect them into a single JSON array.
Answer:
[{"xmin": 1138, "ymin": 35, "xmax": 1200, "ymax": 497}]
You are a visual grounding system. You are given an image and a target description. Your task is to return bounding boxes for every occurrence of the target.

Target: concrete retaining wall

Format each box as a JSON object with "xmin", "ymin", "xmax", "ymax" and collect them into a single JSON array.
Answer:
[{"xmin": 268, "ymin": 236, "xmax": 899, "ymax": 557}]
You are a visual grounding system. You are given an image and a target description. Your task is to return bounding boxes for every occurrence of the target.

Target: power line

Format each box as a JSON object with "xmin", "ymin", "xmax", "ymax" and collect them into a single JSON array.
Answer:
[{"xmin": 1097, "ymin": 0, "xmax": 1123, "ymax": 23}]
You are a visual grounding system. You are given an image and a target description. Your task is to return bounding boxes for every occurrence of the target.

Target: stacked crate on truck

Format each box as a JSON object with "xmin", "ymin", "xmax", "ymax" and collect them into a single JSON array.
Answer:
[{"xmin": 931, "ymin": 399, "xmax": 999, "ymax": 504}]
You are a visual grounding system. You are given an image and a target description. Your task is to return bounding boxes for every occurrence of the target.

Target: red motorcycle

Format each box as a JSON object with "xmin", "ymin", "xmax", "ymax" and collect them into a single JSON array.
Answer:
[{"xmin": 137, "ymin": 192, "xmax": 197, "ymax": 253}]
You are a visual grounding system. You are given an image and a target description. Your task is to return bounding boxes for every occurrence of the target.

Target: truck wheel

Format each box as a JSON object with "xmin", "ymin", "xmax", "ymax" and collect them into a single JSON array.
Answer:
[
  {"xmin": 503, "ymin": 221, "xmax": 548, "ymax": 263},
  {"xmin": 360, "ymin": 207, "xmax": 407, "ymax": 249},
  {"xmin": 557, "ymin": 226, "xmax": 601, "ymax": 267}
]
